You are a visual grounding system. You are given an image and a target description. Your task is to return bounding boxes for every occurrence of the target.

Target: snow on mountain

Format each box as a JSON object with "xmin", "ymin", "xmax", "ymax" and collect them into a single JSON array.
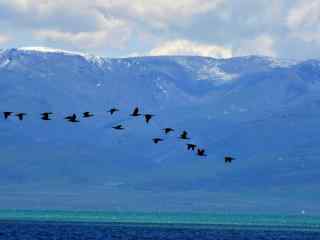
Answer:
[
  {"xmin": 17, "ymin": 46, "xmax": 107, "ymax": 67},
  {"xmin": 0, "ymin": 48, "xmax": 319, "ymax": 213},
  {"xmin": 18, "ymin": 46, "xmax": 82, "ymax": 54}
]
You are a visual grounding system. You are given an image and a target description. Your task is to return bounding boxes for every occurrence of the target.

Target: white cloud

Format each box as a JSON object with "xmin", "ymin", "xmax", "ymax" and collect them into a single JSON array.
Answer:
[
  {"xmin": 95, "ymin": 0, "xmax": 224, "ymax": 29},
  {"xmin": 287, "ymin": 0, "xmax": 320, "ymax": 43},
  {"xmin": 287, "ymin": 0, "xmax": 320, "ymax": 29},
  {"xmin": 1, "ymin": 0, "xmax": 223, "ymax": 30},
  {"xmin": 149, "ymin": 39, "xmax": 232, "ymax": 58},
  {"xmin": 33, "ymin": 19, "xmax": 130, "ymax": 50},
  {"xmin": 12, "ymin": 0, "xmax": 133, "ymax": 51},
  {"xmin": 0, "ymin": 34, "xmax": 11, "ymax": 45},
  {"xmin": 235, "ymin": 34, "xmax": 276, "ymax": 57},
  {"xmin": 0, "ymin": 0, "xmax": 319, "ymax": 59}
]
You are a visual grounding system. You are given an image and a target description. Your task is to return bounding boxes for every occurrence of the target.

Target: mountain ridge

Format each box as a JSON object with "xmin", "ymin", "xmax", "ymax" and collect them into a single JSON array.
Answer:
[{"xmin": 0, "ymin": 47, "xmax": 319, "ymax": 213}]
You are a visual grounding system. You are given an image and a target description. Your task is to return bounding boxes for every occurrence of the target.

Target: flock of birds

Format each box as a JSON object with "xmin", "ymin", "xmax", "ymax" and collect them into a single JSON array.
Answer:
[{"xmin": 3, "ymin": 107, "xmax": 235, "ymax": 163}]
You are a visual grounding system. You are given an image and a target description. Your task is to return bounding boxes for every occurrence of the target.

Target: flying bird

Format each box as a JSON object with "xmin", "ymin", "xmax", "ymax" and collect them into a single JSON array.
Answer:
[
  {"xmin": 83, "ymin": 112, "xmax": 94, "ymax": 118},
  {"xmin": 152, "ymin": 138, "xmax": 163, "ymax": 144},
  {"xmin": 3, "ymin": 112, "xmax": 13, "ymax": 119},
  {"xmin": 65, "ymin": 114, "xmax": 79, "ymax": 123},
  {"xmin": 41, "ymin": 112, "xmax": 53, "ymax": 121},
  {"xmin": 163, "ymin": 128, "xmax": 174, "ymax": 134},
  {"xmin": 197, "ymin": 149, "xmax": 207, "ymax": 157},
  {"xmin": 186, "ymin": 144, "xmax": 197, "ymax": 151},
  {"xmin": 64, "ymin": 114, "xmax": 76, "ymax": 120},
  {"xmin": 144, "ymin": 114, "xmax": 154, "ymax": 123},
  {"xmin": 130, "ymin": 107, "xmax": 141, "ymax": 117},
  {"xmin": 225, "ymin": 156, "xmax": 235, "ymax": 163},
  {"xmin": 179, "ymin": 131, "xmax": 190, "ymax": 140},
  {"xmin": 69, "ymin": 118, "xmax": 80, "ymax": 123},
  {"xmin": 113, "ymin": 124, "xmax": 124, "ymax": 130},
  {"xmin": 108, "ymin": 108, "xmax": 119, "ymax": 115},
  {"xmin": 16, "ymin": 113, "xmax": 26, "ymax": 121}
]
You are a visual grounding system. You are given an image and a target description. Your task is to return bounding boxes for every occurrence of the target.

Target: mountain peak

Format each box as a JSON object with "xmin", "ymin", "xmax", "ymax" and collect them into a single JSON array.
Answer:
[
  {"xmin": 17, "ymin": 46, "xmax": 87, "ymax": 56},
  {"xmin": 11, "ymin": 46, "xmax": 106, "ymax": 66}
]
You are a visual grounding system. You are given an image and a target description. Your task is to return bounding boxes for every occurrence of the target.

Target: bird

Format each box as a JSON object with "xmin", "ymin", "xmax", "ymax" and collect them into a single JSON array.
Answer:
[
  {"xmin": 83, "ymin": 112, "xmax": 94, "ymax": 118},
  {"xmin": 186, "ymin": 144, "xmax": 197, "ymax": 151},
  {"xmin": 69, "ymin": 118, "xmax": 80, "ymax": 123},
  {"xmin": 130, "ymin": 107, "xmax": 141, "ymax": 117},
  {"xmin": 107, "ymin": 108, "xmax": 119, "ymax": 115},
  {"xmin": 225, "ymin": 156, "xmax": 235, "ymax": 163},
  {"xmin": 179, "ymin": 131, "xmax": 190, "ymax": 140},
  {"xmin": 64, "ymin": 114, "xmax": 76, "ymax": 120},
  {"xmin": 144, "ymin": 114, "xmax": 154, "ymax": 123},
  {"xmin": 16, "ymin": 113, "xmax": 26, "ymax": 121},
  {"xmin": 41, "ymin": 112, "xmax": 53, "ymax": 121},
  {"xmin": 113, "ymin": 124, "xmax": 124, "ymax": 130},
  {"xmin": 65, "ymin": 114, "xmax": 79, "ymax": 123},
  {"xmin": 3, "ymin": 112, "xmax": 13, "ymax": 119},
  {"xmin": 68, "ymin": 117, "xmax": 80, "ymax": 123},
  {"xmin": 197, "ymin": 149, "xmax": 207, "ymax": 157},
  {"xmin": 152, "ymin": 138, "xmax": 163, "ymax": 144},
  {"xmin": 163, "ymin": 128, "xmax": 174, "ymax": 134}
]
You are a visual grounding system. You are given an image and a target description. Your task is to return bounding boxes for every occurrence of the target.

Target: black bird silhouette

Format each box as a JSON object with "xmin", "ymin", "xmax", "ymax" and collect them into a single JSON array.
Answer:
[
  {"xmin": 41, "ymin": 112, "xmax": 53, "ymax": 121},
  {"xmin": 65, "ymin": 114, "xmax": 79, "ymax": 123},
  {"xmin": 197, "ymin": 149, "xmax": 207, "ymax": 157},
  {"xmin": 3, "ymin": 112, "xmax": 13, "ymax": 119},
  {"xmin": 113, "ymin": 124, "xmax": 124, "ymax": 130},
  {"xmin": 187, "ymin": 144, "xmax": 197, "ymax": 151},
  {"xmin": 179, "ymin": 131, "xmax": 190, "ymax": 140},
  {"xmin": 108, "ymin": 108, "xmax": 119, "ymax": 115},
  {"xmin": 225, "ymin": 156, "xmax": 235, "ymax": 163},
  {"xmin": 144, "ymin": 114, "xmax": 154, "ymax": 123},
  {"xmin": 130, "ymin": 107, "xmax": 141, "ymax": 117},
  {"xmin": 163, "ymin": 128, "xmax": 174, "ymax": 134},
  {"xmin": 69, "ymin": 118, "xmax": 80, "ymax": 123},
  {"xmin": 152, "ymin": 138, "xmax": 163, "ymax": 144},
  {"xmin": 83, "ymin": 112, "xmax": 94, "ymax": 118},
  {"xmin": 65, "ymin": 114, "xmax": 76, "ymax": 120},
  {"xmin": 16, "ymin": 113, "xmax": 26, "ymax": 121}
]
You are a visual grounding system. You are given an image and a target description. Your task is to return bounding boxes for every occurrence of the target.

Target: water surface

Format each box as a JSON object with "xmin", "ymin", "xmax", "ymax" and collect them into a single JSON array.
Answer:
[{"xmin": 0, "ymin": 210, "xmax": 319, "ymax": 239}]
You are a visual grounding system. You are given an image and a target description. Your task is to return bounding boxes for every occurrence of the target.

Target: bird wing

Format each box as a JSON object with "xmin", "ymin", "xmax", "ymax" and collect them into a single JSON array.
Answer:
[{"xmin": 133, "ymin": 107, "xmax": 139, "ymax": 115}]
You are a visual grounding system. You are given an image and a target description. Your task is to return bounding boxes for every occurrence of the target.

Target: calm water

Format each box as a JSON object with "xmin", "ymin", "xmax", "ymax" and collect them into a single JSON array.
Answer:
[{"xmin": 0, "ymin": 210, "xmax": 319, "ymax": 239}]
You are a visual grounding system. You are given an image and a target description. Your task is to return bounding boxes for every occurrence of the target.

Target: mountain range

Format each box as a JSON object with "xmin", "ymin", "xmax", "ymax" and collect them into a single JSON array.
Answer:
[{"xmin": 0, "ymin": 47, "xmax": 319, "ymax": 214}]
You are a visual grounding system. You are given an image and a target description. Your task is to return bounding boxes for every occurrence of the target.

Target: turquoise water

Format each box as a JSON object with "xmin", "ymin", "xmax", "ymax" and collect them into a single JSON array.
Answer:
[{"xmin": 0, "ymin": 210, "xmax": 319, "ymax": 230}]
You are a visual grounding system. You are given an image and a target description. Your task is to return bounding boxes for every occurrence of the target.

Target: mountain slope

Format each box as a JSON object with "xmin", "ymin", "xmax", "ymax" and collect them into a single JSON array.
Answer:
[{"xmin": 0, "ymin": 48, "xmax": 319, "ymax": 213}]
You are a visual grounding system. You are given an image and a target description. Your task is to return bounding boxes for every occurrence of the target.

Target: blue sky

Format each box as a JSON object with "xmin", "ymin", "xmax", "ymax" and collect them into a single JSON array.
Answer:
[{"xmin": 0, "ymin": 0, "xmax": 319, "ymax": 59}]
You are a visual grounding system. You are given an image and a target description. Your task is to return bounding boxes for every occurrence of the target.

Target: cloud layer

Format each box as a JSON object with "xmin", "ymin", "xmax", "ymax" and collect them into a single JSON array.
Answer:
[
  {"xmin": 0, "ymin": 0, "xmax": 319, "ymax": 59},
  {"xmin": 150, "ymin": 40, "xmax": 232, "ymax": 58}
]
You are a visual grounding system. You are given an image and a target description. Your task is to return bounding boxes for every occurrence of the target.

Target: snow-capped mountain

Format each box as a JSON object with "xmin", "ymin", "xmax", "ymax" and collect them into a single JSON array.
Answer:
[{"xmin": 0, "ymin": 47, "xmax": 319, "ymax": 213}]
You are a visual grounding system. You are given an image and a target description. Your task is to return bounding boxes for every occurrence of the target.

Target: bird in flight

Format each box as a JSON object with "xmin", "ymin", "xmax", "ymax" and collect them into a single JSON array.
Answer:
[
  {"xmin": 65, "ymin": 114, "xmax": 79, "ymax": 123},
  {"xmin": 83, "ymin": 112, "xmax": 94, "ymax": 118},
  {"xmin": 152, "ymin": 138, "xmax": 163, "ymax": 144},
  {"xmin": 179, "ymin": 131, "xmax": 190, "ymax": 140},
  {"xmin": 144, "ymin": 114, "xmax": 154, "ymax": 124},
  {"xmin": 41, "ymin": 112, "xmax": 53, "ymax": 121},
  {"xmin": 65, "ymin": 114, "xmax": 76, "ymax": 120},
  {"xmin": 130, "ymin": 107, "xmax": 141, "ymax": 117},
  {"xmin": 113, "ymin": 124, "xmax": 124, "ymax": 130},
  {"xmin": 225, "ymin": 156, "xmax": 235, "ymax": 163},
  {"xmin": 197, "ymin": 149, "xmax": 207, "ymax": 157},
  {"xmin": 186, "ymin": 144, "xmax": 197, "ymax": 151},
  {"xmin": 163, "ymin": 128, "xmax": 174, "ymax": 134},
  {"xmin": 107, "ymin": 108, "xmax": 119, "ymax": 115},
  {"xmin": 16, "ymin": 113, "xmax": 26, "ymax": 121},
  {"xmin": 3, "ymin": 112, "xmax": 13, "ymax": 119}
]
